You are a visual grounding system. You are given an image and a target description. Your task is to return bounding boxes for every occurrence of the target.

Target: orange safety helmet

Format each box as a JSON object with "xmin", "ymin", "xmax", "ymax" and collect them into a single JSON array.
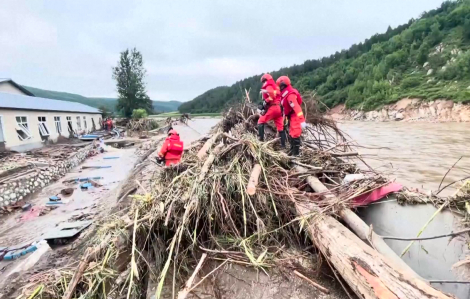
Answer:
[
  {"xmin": 276, "ymin": 76, "xmax": 291, "ymax": 87},
  {"xmin": 260, "ymin": 73, "xmax": 273, "ymax": 83},
  {"xmin": 168, "ymin": 129, "xmax": 179, "ymax": 136}
]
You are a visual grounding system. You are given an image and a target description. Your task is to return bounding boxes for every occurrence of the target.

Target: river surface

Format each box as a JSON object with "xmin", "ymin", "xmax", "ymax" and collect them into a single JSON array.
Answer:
[
  {"xmin": 338, "ymin": 121, "xmax": 470, "ymax": 298},
  {"xmin": 339, "ymin": 121, "xmax": 470, "ymax": 195}
]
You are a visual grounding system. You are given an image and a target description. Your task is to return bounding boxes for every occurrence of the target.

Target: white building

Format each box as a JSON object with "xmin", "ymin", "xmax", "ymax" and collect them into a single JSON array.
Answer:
[{"xmin": 0, "ymin": 79, "xmax": 102, "ymax": 152}]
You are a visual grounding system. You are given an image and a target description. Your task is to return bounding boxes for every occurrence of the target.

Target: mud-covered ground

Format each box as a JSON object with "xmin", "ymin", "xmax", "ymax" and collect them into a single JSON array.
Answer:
[
  {"xmin": 1, "ymin": 120, "xmax": 350, "ymax": 299},
  {"xmin": 0, "ymin": 147, "xmax": 138, "ymax": 295}
]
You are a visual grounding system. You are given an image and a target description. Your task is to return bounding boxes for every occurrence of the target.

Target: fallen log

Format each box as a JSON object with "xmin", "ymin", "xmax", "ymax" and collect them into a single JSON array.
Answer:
[
  {"xmin": 297, "ymin": 166, "xmax": 423, "ymax": 282},
  {"xmin": 246, "ymin": 164, "xmax": 261, "ymax": 195},
  {"xmin": 198, "ymin": 143, "xmax": 224, "ymax": 182},
  {"xmin": 294, "ymin": 200, "xmax": 453, "ymax": 299},
  {"xmin": 197, "ymin": 132, "xmax": 221, "ymax": 160}
]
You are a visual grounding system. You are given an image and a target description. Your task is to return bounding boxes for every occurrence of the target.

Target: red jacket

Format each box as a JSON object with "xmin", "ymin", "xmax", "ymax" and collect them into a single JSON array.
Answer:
[
  {"xmin": 158, "ymin": 134, "xmax": 184, "ymax": 166},
  {"xmin": 261, "ymin": 78, "xmax": 281, "ymax": 105},
  {"xmin": 281, "ymin": 86, "xmax": 304, "ymax": 120}
]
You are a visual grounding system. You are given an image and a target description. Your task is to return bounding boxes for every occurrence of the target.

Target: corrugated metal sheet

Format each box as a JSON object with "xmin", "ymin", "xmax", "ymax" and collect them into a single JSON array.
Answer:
[{"xmin": 0, "ymin": 92, "xmax": 100, "ymax": 114}]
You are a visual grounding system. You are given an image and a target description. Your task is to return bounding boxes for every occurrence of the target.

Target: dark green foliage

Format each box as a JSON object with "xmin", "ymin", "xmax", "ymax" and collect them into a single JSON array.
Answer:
[
  {"xmin": 113, "ymin": 48, "xmax": 153, "ymax": 117},
  {"xmin": 131, "ymin": 108, "xmax": 148, "ymax": 119},
  {"xmin": 401, "ymin": 77, "xmax": 422, "ymax": 89},
  {"xmin": 180, "ymin": 0, "xmax": 470, "ymax": 113},
  {"xmin": 22, "ymin": 86, "xmax": 181, "ymax": 114}
]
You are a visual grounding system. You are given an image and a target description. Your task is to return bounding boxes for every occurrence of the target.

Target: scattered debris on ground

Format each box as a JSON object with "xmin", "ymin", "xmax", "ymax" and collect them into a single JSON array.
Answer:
[{"xmin": 13, "ymin": 94, "xmax": 457, "ymax": 299}]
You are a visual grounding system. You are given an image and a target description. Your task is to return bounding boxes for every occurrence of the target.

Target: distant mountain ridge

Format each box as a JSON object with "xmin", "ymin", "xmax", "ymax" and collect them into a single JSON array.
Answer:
[
  {"xmin": 179, "ymin": 1, "xmax": 470, "ymax": 113},
  {"xmin": 23, "ymin": 86, "xmax": 182, "ymax": 114}
]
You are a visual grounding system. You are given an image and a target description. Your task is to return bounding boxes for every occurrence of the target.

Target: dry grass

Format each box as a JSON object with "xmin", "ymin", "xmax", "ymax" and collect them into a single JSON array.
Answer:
[{"xmin": 21, "ymin": 96, "xmax": 388, "ymax": 299}]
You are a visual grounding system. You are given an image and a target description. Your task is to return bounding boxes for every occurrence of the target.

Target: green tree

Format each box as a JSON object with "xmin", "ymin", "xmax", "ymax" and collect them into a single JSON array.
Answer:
[
  {"xmin": 131, "ymin": 108, "xmax": 148, "ymax": 119},
  {"xmin": 464, "ymin": 18, "xmax": 470, "ymax": 40},
  {"xmin": 113, "ymin": 48, "xmax": 152, "ymax": 118},
  {"xmin": 416, "ymin": 42, "xmax": 430, "ymax": 65},
  {"xmin": 429, "ymin": 22, "xmax": 444, "ymax": 45}
]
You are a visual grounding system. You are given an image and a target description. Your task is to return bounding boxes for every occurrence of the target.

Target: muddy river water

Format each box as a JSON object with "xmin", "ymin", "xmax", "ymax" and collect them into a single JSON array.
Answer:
[
  {"xmin": 339, "ymin": 121, "xmax": 470, "ymax": 298},
  {"xmin": 339, "ymin": 121, "xmax": 470, "ymax": 195}
]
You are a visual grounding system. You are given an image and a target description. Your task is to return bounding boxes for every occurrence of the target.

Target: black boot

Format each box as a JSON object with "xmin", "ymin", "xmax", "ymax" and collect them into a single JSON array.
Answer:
[
  {"xmin": 258, "ymin": 124, "xmax": 265, "ymax": 141},
  {"xmin": 279, "ymin": 131, "xmax": 286, "ymax": 148},
  {"xmin": 292, "ymin": 138, "xmax": 301, "ymax": 156}
]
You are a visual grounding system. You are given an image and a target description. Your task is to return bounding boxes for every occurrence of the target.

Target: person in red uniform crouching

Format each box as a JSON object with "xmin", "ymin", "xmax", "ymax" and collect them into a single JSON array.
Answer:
[
  {"xmin": 156, "ymin": 129, "xmax": 184, "ymax": 166},
  {"xmin": 276, "ymin": 76, "xmax": 306, "ymax": 156},
  {"xmin": 257, "ymin": 73, "xmax": 286, "ymax": 148}
]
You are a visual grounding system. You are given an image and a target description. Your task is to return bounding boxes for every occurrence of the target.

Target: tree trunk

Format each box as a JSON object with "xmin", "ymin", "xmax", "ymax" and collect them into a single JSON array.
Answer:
[
  {"xmin": 197, "ymin": 132, "xmax": 221, "ymax": 160},
  {"xmin": 297, "ymin": 166, "xmax": 423, "ymax": 281},
  {"xmin": 198, "ymin": 143, "xmax": 224, "ymax": 182},
  {"xmin": 294, "ymin": 201, "xmax": 454, "ymax": 298}
]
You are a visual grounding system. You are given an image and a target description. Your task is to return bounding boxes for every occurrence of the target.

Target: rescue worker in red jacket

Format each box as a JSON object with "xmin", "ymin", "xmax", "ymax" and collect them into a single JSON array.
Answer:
[
  {"xmin": 257, "ymin": 73, "xmax": 286, "ymax": 148},
  {"xmin": 276, "ymin": 76, "xmax": 306, "ymax": 156},
  {"xmin": 157, "ymin": 129, "xmax": 184, "ymax": 166}
]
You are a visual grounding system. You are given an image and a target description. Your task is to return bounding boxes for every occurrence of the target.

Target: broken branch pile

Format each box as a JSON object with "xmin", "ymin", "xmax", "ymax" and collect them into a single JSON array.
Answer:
[
  {"xmin": 126, "ymin": 118, "xmax": 160, "ymax": 136},
  {"xmin": 20, "ymin": 98, "xmax": 453, "ymax": 299}
]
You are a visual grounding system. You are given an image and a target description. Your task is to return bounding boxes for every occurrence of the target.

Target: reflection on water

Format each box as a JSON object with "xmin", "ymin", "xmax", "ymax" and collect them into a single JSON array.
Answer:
[{"xmin": 339, "ymin": 121, "xmax": 470, "ymax": 195}]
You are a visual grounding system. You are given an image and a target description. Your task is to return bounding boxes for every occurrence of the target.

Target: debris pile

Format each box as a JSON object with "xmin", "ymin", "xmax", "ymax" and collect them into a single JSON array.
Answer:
[
  {"xmin": 126, "ymin": 118, "xmax": 159, "ymax": 136},
  {"xmin": 19, "ymin": 99, "xmax": 452, "ymax": 299}
]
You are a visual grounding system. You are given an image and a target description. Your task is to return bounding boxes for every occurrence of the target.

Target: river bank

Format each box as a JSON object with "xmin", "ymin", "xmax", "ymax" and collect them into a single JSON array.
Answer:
[{"xmin": 328, "ymin": 98, "xmax": 470, "ymax": 122}]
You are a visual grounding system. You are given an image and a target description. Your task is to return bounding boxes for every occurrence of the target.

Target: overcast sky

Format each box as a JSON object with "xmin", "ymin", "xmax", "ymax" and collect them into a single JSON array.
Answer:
[{"xmin": 0, "ymin": 0, "xmax": 445, "ymax": 102}]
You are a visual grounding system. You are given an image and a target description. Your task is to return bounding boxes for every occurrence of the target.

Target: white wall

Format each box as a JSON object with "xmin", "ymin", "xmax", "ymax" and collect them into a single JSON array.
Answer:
[
  {"xmin": 0, "ymin": 82, "xmax": 29, "ymax": 95},
  {"xmin": 0, "ymin": 109, "xmax": 102, "ymax": 152}
]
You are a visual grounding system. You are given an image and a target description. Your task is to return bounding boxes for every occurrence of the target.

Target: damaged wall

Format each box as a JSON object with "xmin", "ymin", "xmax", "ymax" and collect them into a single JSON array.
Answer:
[
  {"xmin": 0, "ymin": 109, "xmax": 102, "ymax": 152},
  {"xmin": 0, "ymin": 144, "xmax": 94, "ymax": 209}
]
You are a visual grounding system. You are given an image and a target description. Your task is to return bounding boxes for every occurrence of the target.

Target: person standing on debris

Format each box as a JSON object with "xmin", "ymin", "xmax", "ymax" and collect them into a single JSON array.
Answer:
[
  {"xmin": 156, "ymin": 129, "xmax": 184, "ymax": 166},
  {"xmin": 276, "ymin": 76, "xmax": 306, "ymax": 156},
  {"xmin": 257, "ymin": 73, "xmax": 286, "ymax": 148},
  {"xmin": 107, "ymin": 118, "xmax": 113, "ymax": 131}
]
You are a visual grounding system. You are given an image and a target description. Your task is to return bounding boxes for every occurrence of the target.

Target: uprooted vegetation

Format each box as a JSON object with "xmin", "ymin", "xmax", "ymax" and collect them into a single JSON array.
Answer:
[{"xmin": 18, "ymin": 97, "xmax": 457, "ymax": 299}]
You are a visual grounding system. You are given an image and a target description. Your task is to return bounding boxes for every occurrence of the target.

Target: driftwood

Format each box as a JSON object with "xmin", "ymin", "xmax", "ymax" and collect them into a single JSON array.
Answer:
[
  {"xmin": 331, "ymin": 152, "xmax": 359, "ymax": 157},
  {"xmin": 198, "ymin": 143, "xmax": 224, "ymax": 182},
  {"xmin": 62, "ymin": 235, "xmax": 112, "ymax": 299},
  {"xmin": 246, "ymin": 164, "xmax": 261, "ymax": 195},
  {"xmin": 197, "ymin": 132, "xmax": 221, "ymax": 160},
  {"xmin": 297, "ymin": 166, "xmax": 423, "ymax": 282},
  {"xmin": 294, "ymin": 199, "xmax": 453, "ymax": 299}
]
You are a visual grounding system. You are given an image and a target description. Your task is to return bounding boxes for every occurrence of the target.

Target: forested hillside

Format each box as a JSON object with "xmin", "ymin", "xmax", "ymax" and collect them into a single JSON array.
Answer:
[
  {"xmin": 23, "ymin": 86, "xmax": 182, "ymax": 114},
  {"xmin": 179, "ymin": 0, "xmax": 470, "ymax": 113}
]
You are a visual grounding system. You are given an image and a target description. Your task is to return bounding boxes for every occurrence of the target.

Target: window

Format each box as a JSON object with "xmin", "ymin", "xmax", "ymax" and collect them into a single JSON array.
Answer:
[
  {"xmin": 66, "ymin": 116, "xmax": 73, "ymax": 131},
  {"xmin": 16, "ymin": 116, "xmax": 32, "ymax": 140},
  {"xmin": 83, "ymin": 116, "xmax": 87, "ymax": 129},
  {"xmin": 76, "ymin": 116, "xmax": 81, "ymax": 130},
  {"xmin": 54, "ymin": 116, "xmax": 62, "ymax": 133},
  {"xmin": 37, "ymin": 116, "xmax": 50, "ymax": 137}
]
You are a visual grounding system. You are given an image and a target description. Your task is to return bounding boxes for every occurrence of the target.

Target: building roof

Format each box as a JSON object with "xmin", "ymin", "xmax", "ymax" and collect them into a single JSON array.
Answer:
[
  {"xmin": 0, "ymin": 92, "xmax": 101, "ymax": 114},
  {"xmin": 0, "ymin": 78, "xmax": 35, "ymax": 96}
]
